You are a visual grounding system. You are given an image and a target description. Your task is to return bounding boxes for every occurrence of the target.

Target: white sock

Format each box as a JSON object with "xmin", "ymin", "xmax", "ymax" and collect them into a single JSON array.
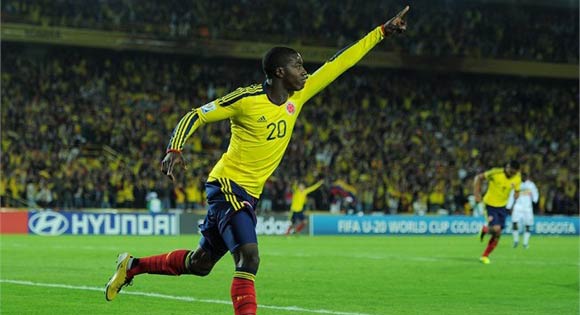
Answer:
[
  {"xmin": 523, "ymin": 231, "xmax": 531, "ymax": 246},
  {"xmin": 127, "ymin": 257, "xmax": 135, "ymax": 270},
  {"xmin": 512, "ymin": 231, "xmax": 519, "ymax": 243}
]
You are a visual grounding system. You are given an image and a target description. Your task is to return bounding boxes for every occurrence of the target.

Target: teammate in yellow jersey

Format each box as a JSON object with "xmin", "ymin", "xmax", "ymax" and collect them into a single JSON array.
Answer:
[
  {"xmin": 286, "ymin": 179, "xmax": 324, "ymax": 235},
  {"xmin": 105, "ymin": 6, "xmax": 410, "ymax": 315},
  {"xmin": 473, "ymin": 160, "xmax": 522, "ymax": 264}
]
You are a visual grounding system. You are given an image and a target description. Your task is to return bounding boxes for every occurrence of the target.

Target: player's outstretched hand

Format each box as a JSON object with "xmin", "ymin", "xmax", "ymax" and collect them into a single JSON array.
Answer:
[
  {"xmin": 383, "ymin": 5, "xmax": 409, "ymax": 35},
  {"xmin": 160, "ymin": 151, "xmax": 187, "ymax": 182}
]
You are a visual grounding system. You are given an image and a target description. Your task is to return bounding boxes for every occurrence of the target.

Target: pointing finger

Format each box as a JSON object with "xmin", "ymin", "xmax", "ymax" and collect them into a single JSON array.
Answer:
[{"xmin": 396, "ymin": 5, "xmax": 410, "ymax": 18}]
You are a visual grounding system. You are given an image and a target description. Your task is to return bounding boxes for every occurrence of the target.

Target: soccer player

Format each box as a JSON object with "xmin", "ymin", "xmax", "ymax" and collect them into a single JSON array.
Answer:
[
  {"xmin": 473, "ymin": 160, "xmax": 522, "ymax": 264},
  {"xmin": 507, "ymin": 172, "xmax": 539, "ymax": 249},
  {"xmin": 105, "ymin": 6, "xmax": 410, "ymax": 314},
  {"xmin": 286, "ymin": 179, "xmax": 324, "ymax": 235}
]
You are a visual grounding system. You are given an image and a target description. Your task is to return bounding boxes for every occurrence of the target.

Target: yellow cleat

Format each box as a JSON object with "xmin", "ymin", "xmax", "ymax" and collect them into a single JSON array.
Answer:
[
  {"xmin": 479, "ymin": 256, "xmax": 490, "ymax": 264},
  {"xmin": 105, "ymin": 252, "xmax": 133, "ymax": 301}
]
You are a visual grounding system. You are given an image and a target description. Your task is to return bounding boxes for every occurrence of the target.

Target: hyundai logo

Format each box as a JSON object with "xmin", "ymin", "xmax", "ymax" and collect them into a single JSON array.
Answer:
[{"xmin": 28, "ymin": 211, "xmax": 69, "ymax": 236}]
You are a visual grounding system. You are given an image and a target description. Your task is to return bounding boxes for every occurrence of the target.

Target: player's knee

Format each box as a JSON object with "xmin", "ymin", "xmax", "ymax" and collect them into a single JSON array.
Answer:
[
  {"xmin": 246, "ymin": 253, "xmax": 260, "ymax": 270},
  {"xmin": 187, "ymin": 249, "xmax": 216, "ymax": 277},
  {"xmin": 236, "ymin": 244, "xmax": 260, "ymax": 272},
  {"xmin": 242, "ymin": 251, "xmax": 260, "ymax": 270},
  {"xmin": 189, "ymin": 260, "xmax": 214, "ymax": 276},
  {"xmin": 491, "ymin": 226, "xmax": 502, "ymax": 237}
]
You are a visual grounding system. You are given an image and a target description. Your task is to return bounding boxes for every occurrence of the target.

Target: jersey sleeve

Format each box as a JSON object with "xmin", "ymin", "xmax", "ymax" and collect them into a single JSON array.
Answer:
[
  {"xmin": 304, "ymin": 180, "xmax": 324, "ymax": 195},
  {"xmin": 484, "ymin": 168, "xmax": 503, "ymax": 181},
  {"xmin": 506, "ymin": 189, "xmax": 515, "ymax": 209},
  {"xmin": 166, "ymin": 94, "xmax": 242, "ymax": 152},
  {"xmin": 299, "ymin": 26, "xmax": 385, "ymax": 102},
  {"xmin": 531, "ymin": 182, "xmax": 540, "ymax": 203}
]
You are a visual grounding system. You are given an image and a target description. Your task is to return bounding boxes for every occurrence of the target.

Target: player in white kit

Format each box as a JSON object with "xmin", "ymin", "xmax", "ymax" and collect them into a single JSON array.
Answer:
[{"xmin": 507, "ymin": 172, "xmax": 539, "ymax": 249}]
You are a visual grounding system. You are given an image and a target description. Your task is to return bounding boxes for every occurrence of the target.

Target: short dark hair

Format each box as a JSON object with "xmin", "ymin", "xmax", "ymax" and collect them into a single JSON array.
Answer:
[
  {"xmin": 507, "ymin": 160, "xmax": 520, "ymax": 170},
  {"xmin": 262, "ymin": 47, "xmax": 298, "ymax": 79}
]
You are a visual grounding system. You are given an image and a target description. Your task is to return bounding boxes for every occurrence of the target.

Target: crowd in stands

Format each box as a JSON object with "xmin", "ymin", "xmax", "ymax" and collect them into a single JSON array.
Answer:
[
  {"xmin": 2, "ymin": 0, "xmax": 578, "ymax": 63},
  {"xmin": 1, "ymin": 44, "xmax": 578, "ymax": 216}
]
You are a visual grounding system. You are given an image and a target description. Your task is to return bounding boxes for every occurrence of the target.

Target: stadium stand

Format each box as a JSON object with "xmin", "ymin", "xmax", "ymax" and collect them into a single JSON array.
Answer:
[
  {"xmin": 1, "ymin": 1, "xmax": 578, "ymax": 215},
  {"xmin": 1, "ymin": 0, "xmax": 578, "ymax": 62}
]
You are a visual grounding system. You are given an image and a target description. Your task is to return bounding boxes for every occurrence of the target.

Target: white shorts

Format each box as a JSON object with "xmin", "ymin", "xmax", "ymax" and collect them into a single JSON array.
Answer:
[{"xmin": 511, "ymin": 207, "xmax": 534, "ymax": 226}]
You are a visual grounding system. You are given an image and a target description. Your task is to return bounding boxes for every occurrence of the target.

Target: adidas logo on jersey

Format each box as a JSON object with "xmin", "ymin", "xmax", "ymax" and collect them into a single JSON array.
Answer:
[{"xmin": 257, "ymin": 116, "xmax": 267, "ymax": 122}]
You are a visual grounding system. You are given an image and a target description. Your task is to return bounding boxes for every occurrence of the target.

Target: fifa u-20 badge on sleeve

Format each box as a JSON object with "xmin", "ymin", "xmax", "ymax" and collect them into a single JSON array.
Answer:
[
  {"xmin": 286, "ymin": 102, "xmax": 295, "ymax": 115},
  {"xmin": 201, "ymin": 102, "xmax": 216, "ymax": 114}
]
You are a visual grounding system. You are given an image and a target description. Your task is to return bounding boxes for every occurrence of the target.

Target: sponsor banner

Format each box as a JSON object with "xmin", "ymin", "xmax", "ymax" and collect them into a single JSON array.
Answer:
[
  {"xmin": 512, "ymin": 216, "xmax": 579, "ymax": 235},
  {"xmin": 0, "ymin": 211, "xmax": 29, "ymax": 234},
  {"xmin": 179, "ymin": 212, "xmax": 200, "ymax": 234},
  {"xmin": 179, "ymin": 213, "xmax": 295, "ymax": 235},
  {"xmin": 28, "ymin": 211, "xmax": 177, "ymax": 236},
  {"xmin": 310, "ymin": 215, "xmax": 579, "ymax": 236},
  {"xmin": 256, "ymin": 215, "xmax": 295, "ymax": 235}
]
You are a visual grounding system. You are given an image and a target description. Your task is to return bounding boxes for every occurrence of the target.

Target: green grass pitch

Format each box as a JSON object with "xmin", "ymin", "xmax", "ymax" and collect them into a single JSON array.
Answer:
[{"xmin": 1, "ymin": 234, "xmax": 578, "ymax": 315}]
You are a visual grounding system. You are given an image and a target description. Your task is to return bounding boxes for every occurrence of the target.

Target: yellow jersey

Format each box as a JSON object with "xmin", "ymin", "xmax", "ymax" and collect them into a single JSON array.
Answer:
[
  {"xmin": 483, "ymin": 168, "xmax": 522, "ymax": 207},
  {"xmin": 290, "ymin": 180, "xmax": 324, "ymax": 212},
  {"xmin": 167, "ymin": 26, "xmax": 385, "ymax": 198},
  {"xmin": 174, "ymin": 187, "xmax": 186, "ymax": 204}
]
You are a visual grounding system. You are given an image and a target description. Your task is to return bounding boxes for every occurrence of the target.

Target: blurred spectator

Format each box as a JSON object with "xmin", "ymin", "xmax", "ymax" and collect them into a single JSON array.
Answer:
[
  {"xmin": 35, "ymin": 178, "xmax": 53, "ymax": 209},
  {"xmin": 184, "ymin": 176, "xmax": 203, "ymax": 211},
  {"xmin": 171, "ymin": 183, "xmax": 184, "ymax": 210},
  {"xmin": 146, "ymin": 191, "xmax": 162, "ymax": 213},
  {"xmin": 26, "ymin": 180, "xmax": 38, "ymax": 208},
  {"xmin": 412, "ymin": 192, "xmax": 428, "ymax": 216},
  {"xmin": 428, "ymin": 181, "xmax": 445, "ymax": 213},
  {"xmin": 258, "ymin": 180, "xmax": 274, "ymax": 214}
]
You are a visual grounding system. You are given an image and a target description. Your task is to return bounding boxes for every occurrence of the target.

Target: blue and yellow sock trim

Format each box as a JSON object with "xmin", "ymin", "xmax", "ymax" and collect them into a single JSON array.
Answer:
[{"xmin": 234, "ymin": 271, "xmax": 256, "ymax": 282}]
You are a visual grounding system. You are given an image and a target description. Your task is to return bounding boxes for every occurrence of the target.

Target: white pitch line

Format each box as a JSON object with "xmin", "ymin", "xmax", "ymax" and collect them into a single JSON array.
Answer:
[
  {"xmin": 266, "ymin": 251, "xmax": 580, "ymax": 266},
  {"xmin": 0, "ymin": 279, "xmax": 373, "ymax": 315}
]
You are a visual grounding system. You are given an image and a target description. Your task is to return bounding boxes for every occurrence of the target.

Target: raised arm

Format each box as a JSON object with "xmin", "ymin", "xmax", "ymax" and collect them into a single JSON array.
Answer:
[
  {"xmin": 300, "ymin": 6, "xmax": 409, "ymax": 102},
  {"xmin": 304, "ymin": 179, "xmax": 324, "ymax": 195}
]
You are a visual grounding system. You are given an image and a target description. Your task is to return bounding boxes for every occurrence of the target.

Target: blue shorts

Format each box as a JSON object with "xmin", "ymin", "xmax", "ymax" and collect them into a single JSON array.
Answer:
[
  {"xmin": 485, "ymin": 205, "xmax": 508, "ymax": 229},
  {"xmin": 198, "ymin": 180, "xmax": 259, "ymax": 262},
  {"xmin": 290, "ymin": 211, "xmax": 306, "ymax": 224}
]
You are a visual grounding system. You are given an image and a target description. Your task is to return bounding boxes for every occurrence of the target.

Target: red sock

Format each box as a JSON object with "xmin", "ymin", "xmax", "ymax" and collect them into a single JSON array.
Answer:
[
  {"xmin": 482, "ymin": 237, "xmax": 499, "ymax": 257},
  {"xmin": 127, "ymin": 249, "xmax": 190, "ymax": 278},
  {"xmin": 285, "ymin": 225, "xmax": 293, "ymax": 235},
  {"xmin": 295, "ymin": 222, "xmax": 306, "ymax": 233},
  {"xmin": 231, "ymin": 274, "xmax": 257, "ymax": 315}
]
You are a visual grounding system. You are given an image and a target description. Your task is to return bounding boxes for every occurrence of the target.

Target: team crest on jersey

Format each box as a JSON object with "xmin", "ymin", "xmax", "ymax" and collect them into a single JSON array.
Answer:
[
  {"xmin": 286, "ymin": 102, "xmax": 296, "ymax": 115},
  {"xmin": 201, "ymin": 102, "xmax": 216, "ymax": 114}
]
